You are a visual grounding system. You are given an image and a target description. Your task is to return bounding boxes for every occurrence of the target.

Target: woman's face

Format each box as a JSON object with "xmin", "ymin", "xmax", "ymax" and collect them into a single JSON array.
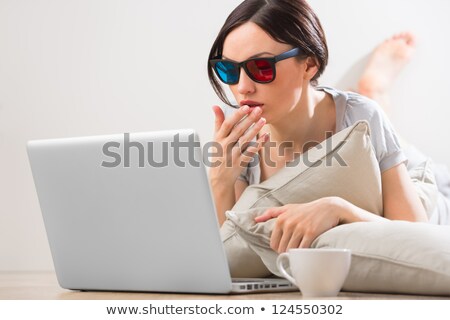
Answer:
[{"xmin": 222, "ymin": 22, "xmax": 310, "ymax": 124}]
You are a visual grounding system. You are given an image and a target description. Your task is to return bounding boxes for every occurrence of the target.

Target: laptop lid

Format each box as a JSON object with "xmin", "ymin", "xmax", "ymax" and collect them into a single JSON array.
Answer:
[{"xmin": 27, "ymin": 129, "xmax": 234, "ymax": 294}]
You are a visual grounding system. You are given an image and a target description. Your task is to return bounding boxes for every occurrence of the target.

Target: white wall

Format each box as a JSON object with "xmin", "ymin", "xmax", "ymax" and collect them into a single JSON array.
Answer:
[{"xmin": 1, "ymin": 0, "xmax": 449, "ymax": 271}]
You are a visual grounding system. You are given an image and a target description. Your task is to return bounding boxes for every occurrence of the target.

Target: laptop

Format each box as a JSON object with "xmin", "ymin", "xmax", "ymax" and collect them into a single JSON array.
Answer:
[{"xmin": 27, "ymin": 129, "xmax": 296, "ymax": 294}]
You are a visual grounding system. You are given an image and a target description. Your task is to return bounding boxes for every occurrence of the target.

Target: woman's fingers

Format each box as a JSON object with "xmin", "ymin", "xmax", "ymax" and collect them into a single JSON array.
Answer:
[
  {"xmin": 262, "ymin": 204, "xmax": 316, "ymax": 252},
  {"xmin": 238, "ymin": 131, "xmax": 268, "ymax": 162},
  {"xmin": 210, "ymin": 104, "xmax": 266, "ymax": 184},
  {"xmin": 212, "ymin": 105, "xmax": 225, "ymax": 133},
  {"xmin": 255, "ymin": 206, "xmax": 283, "ymax": 223},
  {"xmin": 213, "ymin": 105, "xmax": 265, "ymax": 169},
  {"xmin": 271, "ymin": 209, "xmax": 294, "ymax": 252},
  {"xmin": 286, "ymin": 232, "xmax": 304, "ymax": 251},
  {"xmin": 231, "ymin": 131, "xmax": 269, "ymax": 168},
  {"xmin": 255, "ymin": 207, "xmax": 290, "ymax": 252},
  {"xmin": 216, "ymin": 105, "xmax": 252, "ymax": 139},
  {"xmin": 237, "ymin": 116, "xmax": 266, "ymax": 148},
  {"xmin": 226, "ymin": 107, "xmax": 263, "ymax": 144},
  {"xmin": 276, "ymin": 228, "xmax": 295, "ymax": 253},
  {"xmin": 298, "ymin": 235, "xmax": 315, "ymax": 249},
  {"xmin": 270, "ymin": 223, "xmax": 283, "ymax": 252}
]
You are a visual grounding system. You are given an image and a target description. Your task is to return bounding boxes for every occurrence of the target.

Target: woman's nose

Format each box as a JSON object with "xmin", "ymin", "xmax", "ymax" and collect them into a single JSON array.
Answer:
[{"xmin": 237, "ymin": 68, "xmax": 256, "ymax": 95}]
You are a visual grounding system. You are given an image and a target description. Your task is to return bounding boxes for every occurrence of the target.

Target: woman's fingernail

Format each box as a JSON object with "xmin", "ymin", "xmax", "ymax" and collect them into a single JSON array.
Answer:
[
  {"xmin": 242, "ymin": 105, "xmax": 249, "ymax": 112},
  {"xmin": 258, "ymin": 117, "xmax": 266, "ymax": 125}
]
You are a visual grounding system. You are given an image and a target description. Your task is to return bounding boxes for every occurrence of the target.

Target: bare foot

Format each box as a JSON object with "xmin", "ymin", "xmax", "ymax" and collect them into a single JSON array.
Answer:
[{"xmin": 358, "ymin": 32, "xmax": 416, "ymax": 102}]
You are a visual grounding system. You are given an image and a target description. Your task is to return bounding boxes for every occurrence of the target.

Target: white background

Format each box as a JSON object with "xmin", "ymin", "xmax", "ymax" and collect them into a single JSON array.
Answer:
[{"xmin": 1, "ymin": 0, "xmax": 449, "ymax": 271}]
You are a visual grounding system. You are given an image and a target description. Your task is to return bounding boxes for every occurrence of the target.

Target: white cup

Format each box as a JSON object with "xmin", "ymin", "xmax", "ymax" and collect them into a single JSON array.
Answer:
[{"xmin": 276, "ymin": 248, "xmax": 351, "ymax": 297}]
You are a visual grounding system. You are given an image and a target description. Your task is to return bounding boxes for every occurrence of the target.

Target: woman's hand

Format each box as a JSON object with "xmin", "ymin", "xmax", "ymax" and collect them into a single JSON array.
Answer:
[
  {"xmin": 209, "ymin": 105, "xmax": 269, "ymax": 186},
  {"xmin": 254, "ymin": 197, "xmax": 347, "ymax": 252}
]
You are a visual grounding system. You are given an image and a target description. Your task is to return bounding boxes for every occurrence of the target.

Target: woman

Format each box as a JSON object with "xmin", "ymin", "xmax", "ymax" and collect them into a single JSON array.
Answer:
[{"xmin": 207, "ymin": 0, "xmax": 428, "ymax": 254}]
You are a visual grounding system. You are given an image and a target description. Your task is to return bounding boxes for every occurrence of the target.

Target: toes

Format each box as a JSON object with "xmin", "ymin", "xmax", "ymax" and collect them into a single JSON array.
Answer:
[
  {"xmin": 403, "ymin": 31, "xmax": 416, "ymax": 46},
  {"xmin": 391, "ymin": 31, "xmax": 416, "ymax": 47}
]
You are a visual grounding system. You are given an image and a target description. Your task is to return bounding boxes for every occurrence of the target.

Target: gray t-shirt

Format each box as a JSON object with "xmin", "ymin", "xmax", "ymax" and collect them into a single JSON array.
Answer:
[{"xmin": 222, "ymin": 86, "xmax": 407, "ymax": 186}]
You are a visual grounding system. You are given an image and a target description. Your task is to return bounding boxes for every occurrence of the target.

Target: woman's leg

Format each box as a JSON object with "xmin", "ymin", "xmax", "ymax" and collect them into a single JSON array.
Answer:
[
  {"xmin": 357, "ymin": 32, "xmax": 416, "ymax": 114},
  {"xmin": 356, "ymin": 32, "xmax": 450, "ymax": 225}
]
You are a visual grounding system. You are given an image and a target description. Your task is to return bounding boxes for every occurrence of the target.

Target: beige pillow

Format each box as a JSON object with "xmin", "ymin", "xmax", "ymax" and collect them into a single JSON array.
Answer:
[
  {"xmin": 227, "ymin": 209, "xmax": 450, "ymax": 295},
  {"xmin": 314, "ymin": 221, "xmax": 450, "ymax": 295},
  {"xmin": 220, "ymin": 219, "xmax": 271, "ymax": 277},
  {"xmin": 221, "ymin": 120, "xmax": 383, "ymax": 277},
  {"xmin": 230, "ymin": 120, "xmax": 383, "ymax": 213}
]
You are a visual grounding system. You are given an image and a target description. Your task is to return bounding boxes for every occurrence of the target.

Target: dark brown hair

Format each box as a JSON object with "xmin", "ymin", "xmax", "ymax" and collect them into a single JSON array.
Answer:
[{"xmin": 208, "ymin": 0, "xmax": 328, "ymax": 106}]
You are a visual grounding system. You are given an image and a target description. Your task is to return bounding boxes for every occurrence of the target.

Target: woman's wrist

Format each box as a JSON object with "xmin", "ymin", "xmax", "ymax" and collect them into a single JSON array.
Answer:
[
  {"xmin": 336, "ymin": 198, "xmax": 358, "ymax": 224},
  {"xmin": 209, "ymin": 175, "xmax": 235, "ymax": 190},
  {"xmin": 208, "ymin": 169, "xmax": 237, "ymax": 188},
  {"xmin": 335, "ymin": 197, "xmax": 386, "ymax": 224},
  {"xmin": 208, "ymin": 177, "xmax": 236, "ymax": 226}
]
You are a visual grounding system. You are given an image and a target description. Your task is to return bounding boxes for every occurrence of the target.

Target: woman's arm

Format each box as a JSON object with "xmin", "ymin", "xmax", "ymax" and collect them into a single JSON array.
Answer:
[
  {"xmin": 211, "ymin": 178, "xmax": 248, "ymax": 226},
  {"xmin": 235, "ymin": 179, "xmax": 248, "ymax": 203},
  {"xmin": 210, "ymin": 178, "xmax": 235, "ymax": 226},
  {"xmin": 341, "ymin": 162, "xmax": 428, "ymax": 223},
  {"xmin": 380, "ymin": 162, "xmax": 428, "ymax": 222},
  {"xmin": 255, "ymin": 162, "xmax": 428, "ymax": 252}
]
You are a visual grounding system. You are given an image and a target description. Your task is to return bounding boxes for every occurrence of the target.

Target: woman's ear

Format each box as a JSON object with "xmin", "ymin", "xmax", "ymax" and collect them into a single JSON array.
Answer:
[{"xmin": 303, "ymin": 56, "xmax": 319, "ymax": 80}]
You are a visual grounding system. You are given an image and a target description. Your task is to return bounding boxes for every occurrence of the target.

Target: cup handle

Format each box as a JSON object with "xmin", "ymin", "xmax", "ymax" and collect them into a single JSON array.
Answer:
[{"xmin": 276, "ymin": 253, "xmax": 297, "ymax": 286}]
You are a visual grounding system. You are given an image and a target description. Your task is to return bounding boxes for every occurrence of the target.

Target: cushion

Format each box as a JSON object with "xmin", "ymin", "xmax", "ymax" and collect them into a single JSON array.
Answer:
[
  {"xmin": 227, "ymin": 209, "xmax": 450, "ymax": 295},
  {"xmin": 229, "ymin": 120, "xmax": 383, "ymax": 213},
  {"xmin": 220, "ymin": 218, "xmax": 271, "ymax": 277},
  {"xmin": 221, "ymin": 120, "xmax": 384, "ymax": 277},
  {"xmin": 314, "ymin": 221, "xmax": 450, "ymax": 295}
]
